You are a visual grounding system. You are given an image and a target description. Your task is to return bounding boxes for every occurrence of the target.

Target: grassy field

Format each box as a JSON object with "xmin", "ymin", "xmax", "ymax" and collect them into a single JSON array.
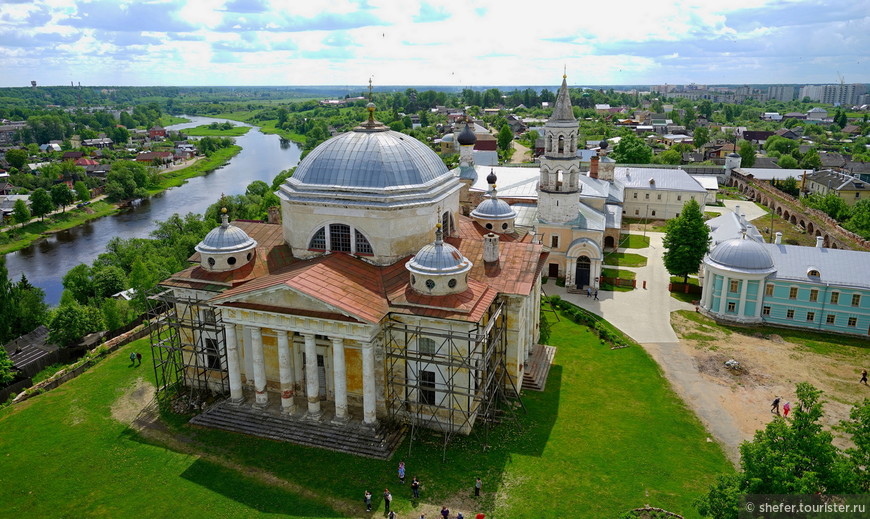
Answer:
[
  {"xmin": 669, "ymin": 276, "xmax": 701, "ymax": 303},
  {"xmin": 146, "ymin": 146, "xmax": 243, "ymax": 194},
  {"xmin": 158, "ymin": 115, "xmax": 190, "ymax": 126},
  {"xmin": 183, "ymin": 125, "xmax": 251, "ymax": 137},
  {"xmin": 603, "ymin": 252, "xmax": 648, "ymax": 267},
  {"xmin": 619, "ymin": 233, "xmax": 650, "ymax": 249},
  {"xmin": 0, "ymin": 201, "xmax": 118, "ymax": 255},
  {"xmin": 603, "ymin": 268, "xmax": 637, "ymax": 280},
  {"xmin": 0, "ymin": 313, "xmax": 730, "ymax": 518}
]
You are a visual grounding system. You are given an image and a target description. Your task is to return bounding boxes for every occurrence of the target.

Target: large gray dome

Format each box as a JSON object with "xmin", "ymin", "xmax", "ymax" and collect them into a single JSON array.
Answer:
[
  {"xmin": 707, "ymin": 238, "xmax": 774, "ymax": 271},
  {"xmin": 471, "ymin": 197, "xmax": 517, "ymax": 220},
  {"xmin": 293, "ymin": 129, "xmax": 448, "ymax": 189}
]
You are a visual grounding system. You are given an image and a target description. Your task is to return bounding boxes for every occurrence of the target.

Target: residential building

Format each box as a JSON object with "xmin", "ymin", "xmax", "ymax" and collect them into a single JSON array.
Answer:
[
  {"xmin": 768, "ymin": 86, "xmax": 796, "ymax": 102},
  {"xmin": 616, "ymin": 167, "xmax": 707, "ymax": 220},
  {"xmin": 802, "ymin": 169, "xmax": 868, "ymax": 206}
]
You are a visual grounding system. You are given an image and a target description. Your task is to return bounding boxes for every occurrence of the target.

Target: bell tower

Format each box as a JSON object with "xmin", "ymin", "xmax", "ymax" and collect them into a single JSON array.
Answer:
[{"xmin": 538, "ymin": 74, "xmax": 581, "ymax": 223}]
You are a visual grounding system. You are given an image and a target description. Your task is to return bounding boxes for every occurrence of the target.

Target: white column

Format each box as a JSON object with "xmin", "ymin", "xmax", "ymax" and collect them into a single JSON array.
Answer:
[
  {"xmin": 717, "ymin": 275, "xmax": 729, "ymax": 314},
  {"xmin": 249, "ymin": 326, "xmax": 268, "ymax": 407},
  {"xmin": 702, "ymin": 273, "xmax": 715, "ymax": 309},
  {"xmin": 738, "ymin": 277, "xmax": 749, "ymax": 316},
  {"xmin": 755, "ymin": 279, "xmax": 766, "ymax": 318},
  {"xmin": 331, "ymin": 337, "xmax": 348, "ymax": 422},
  {"xmin": 277, "ymin": 330, "xmax": 295, "ymax": 414},
  {"xmin": 224, "ymin": 323, "xmax": 243, "ymax": 404},
  {"xmin": 566, "ymin": 258, "xmax": 575, "ymax": 286},
  {"xmin": 293, "ymin": 336, "xmax": 304, "ymax": 392},
  {"xmin": 303, "ymin": 333, "xmax": 322, "ymax": 418},
  {"xmin": 361, "ymin": 340, "xmax": 377, "ymax": 425}
]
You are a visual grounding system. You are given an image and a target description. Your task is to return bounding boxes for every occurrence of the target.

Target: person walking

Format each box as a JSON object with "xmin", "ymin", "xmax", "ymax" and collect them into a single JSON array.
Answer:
[
  {"xmin": 586, "ymin": 287, "xmax": 591, "ymax": 297},
  {"xmin": 364, "ymin": 490, "xmax": 372, "ymax": 512},
  {"xmin": 474, "ymin": 477, "xmax": 482, "ymax": 497},
  {"xmin": 441, "ymin": 506, "xmax": 450, "ymax": 519},
  {"xmin": 129, "ymin": 351, "xmax": 137, "ymax": 366},
  {"xmin": 136, "ymin": 352, "xmax": 142, "ymax": 366},
  {"xmin": 411, "ymin": 477, "xmax": 420, "ymax": 499},
  {"xmin": 398, "ymin": 460, "xmax": 406, "ymax": 484},
  {"xmin": 593, "ymin": 289, "xmax": 599, "ymax": 300},
  {"xmin": 383, "ymin": 489, "xmax": 392, "ymax": 514},
  {"xmin": 783, "ymin": 401, "xmax": 791, "ymax": 417},
  {"xmin": 861, "ymin": 369, "xmax": 868, "ymax": 385},
  {"xmin": 770, "ymin": 396, "xmax": 781, "ymax": 415},
  {"xmin": 388, "ymin": 511, "xmax": 396, "ymax": 519}
]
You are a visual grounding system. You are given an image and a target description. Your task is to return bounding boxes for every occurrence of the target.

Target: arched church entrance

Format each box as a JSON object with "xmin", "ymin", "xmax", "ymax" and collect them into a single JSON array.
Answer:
[
  {"xmin": 604, "ymin": 236, "xmax": 615, "ymax": 249},
  {"xmin": 575, "ymin": 256, "xmax": 591, "ymax": 288}
]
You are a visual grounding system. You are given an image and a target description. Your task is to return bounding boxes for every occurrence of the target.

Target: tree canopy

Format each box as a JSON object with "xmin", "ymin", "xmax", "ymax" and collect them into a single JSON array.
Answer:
[
  {"xmin": 662, "ymin": 199, "xmax": 710, "ymax": 283},
  {"xmin": 611, "ymin": 134, "xmax": 653, "ymax": 164},
  {"xmin": 29, "ymin": 188, "xmax": 55, "ymax": 220}
]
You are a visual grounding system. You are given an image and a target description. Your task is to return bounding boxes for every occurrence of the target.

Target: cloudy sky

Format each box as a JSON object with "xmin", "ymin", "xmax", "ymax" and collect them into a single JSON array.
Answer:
[{"xmin": 1, "ymin": 0, "xmax": 868, "ymax": 88}]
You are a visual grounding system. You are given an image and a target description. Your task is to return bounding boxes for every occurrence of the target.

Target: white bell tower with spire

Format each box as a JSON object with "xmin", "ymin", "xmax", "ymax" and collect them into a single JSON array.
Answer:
[{"xmin": 538, "ymin": 73, "xmax": 581, "ymax": 223}]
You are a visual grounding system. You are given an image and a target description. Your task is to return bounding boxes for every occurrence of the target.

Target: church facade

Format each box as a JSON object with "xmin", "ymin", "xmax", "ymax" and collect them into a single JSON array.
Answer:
[{"xmin": 154, "ymin": 102, "xmax": 548, "ymax": 439}]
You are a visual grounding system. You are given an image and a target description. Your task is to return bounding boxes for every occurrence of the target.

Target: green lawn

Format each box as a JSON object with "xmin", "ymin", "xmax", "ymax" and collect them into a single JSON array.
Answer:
[
  {"xmin": 0, "ymin": 315, "xmax": 731, "ymax": 518},
  {"xmin": 618, "ymin": 233, "xmax": 650, "ymax": 249},
  {"xmin": 603, "ymin": 252, "xmax": 648, "ymax": 267},
  {"xmin": 183, "ymin": 125, "xmax": 251, "ymax": 137},
  {"xmin": 158, "ymin": 115, "xmax": 190, "ymax": 126},
  {"xmin": 147, "ymin": 146, "xmax": 243, "ymax": 194},
  {"xmin": 602, "ymin": 268, "xmax": 636, "ymax": 280},
  {"xmin": 669, "ymin": 276, "xmax": 701, "ymax": 303}
]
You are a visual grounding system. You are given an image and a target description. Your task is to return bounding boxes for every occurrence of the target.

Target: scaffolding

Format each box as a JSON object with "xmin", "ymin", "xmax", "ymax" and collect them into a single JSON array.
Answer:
[
  {"xmin": 147, "ymin": 289, "xmax": 229, "ymax": 411},
  {"xmin": 384, "ymin": 299, "xmax": 524, "ymax": 460}
]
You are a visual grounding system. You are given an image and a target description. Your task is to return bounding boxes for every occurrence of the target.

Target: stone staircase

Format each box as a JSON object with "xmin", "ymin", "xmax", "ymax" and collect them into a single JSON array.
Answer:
[
  {"xmin": 522, "ymin": 344, "xmax": 557, "ymax": 392},
  {"xmin": 190, "ymin": 401, "xmax": 405, "ymax": 460}
]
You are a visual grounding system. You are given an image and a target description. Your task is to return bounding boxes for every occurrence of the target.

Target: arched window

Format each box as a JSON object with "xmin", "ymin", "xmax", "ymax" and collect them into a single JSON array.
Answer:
[
  {"xmin": 308, "ymin": 224, "xmax": 374, "ymax": 256},
  {"xmin": 441, "ymin": 211, "xmax": 453, "ymax": 236},
  {"xmin": 547, "ymin": 135, "xmax": 553, "ymax": 153},
  {"xmin": 558, "ymin": 135, "xmax": 565, "ymax": 154}
]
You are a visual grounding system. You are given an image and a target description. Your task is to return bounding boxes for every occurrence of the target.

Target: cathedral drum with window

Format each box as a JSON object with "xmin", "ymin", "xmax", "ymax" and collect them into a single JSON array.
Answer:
[{"xmin": 153, "ymin": 102, "xmax": 549, "ymax": 448}]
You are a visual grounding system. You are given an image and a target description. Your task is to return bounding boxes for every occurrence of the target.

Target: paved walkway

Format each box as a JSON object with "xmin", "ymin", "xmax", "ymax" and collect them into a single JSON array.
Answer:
[
  {"xmin": 704, "ymin": 200, "xmax": 768, "ymax": 221},
  {"xmin": 545, "ymin": 231, "xmax": 744, "ymax": 463}
]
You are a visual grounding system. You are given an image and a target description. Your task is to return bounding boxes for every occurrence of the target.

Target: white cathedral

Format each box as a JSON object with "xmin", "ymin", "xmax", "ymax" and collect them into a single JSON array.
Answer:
[{"xmin": 153, "ymin": 75, "xmax": 702, "ymax": 451}]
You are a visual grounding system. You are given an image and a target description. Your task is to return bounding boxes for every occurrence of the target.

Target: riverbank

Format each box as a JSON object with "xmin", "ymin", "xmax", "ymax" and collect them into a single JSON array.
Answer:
[{"xmin": 0, "ymin": 146, "xmax": 242, "ymax": 255}]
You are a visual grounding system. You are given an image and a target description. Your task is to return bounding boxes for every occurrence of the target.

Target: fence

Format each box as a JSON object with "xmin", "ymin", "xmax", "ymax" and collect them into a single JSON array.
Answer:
[{"xmin": 600, "ymin": 276, "xmax": 636, "ymax": 289}]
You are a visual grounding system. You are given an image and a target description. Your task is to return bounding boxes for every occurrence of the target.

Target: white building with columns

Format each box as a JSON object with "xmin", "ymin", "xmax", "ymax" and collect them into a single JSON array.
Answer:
[{"xmin": 156, "ymin": 104, "xmax": 548, "ymax": 444}]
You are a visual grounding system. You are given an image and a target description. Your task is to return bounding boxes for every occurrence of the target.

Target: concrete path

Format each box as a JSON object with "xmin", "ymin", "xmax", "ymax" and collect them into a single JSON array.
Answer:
[
  {"xmin": 545, "ymin": 232, "xmax": 743, "ymax": 462},
  {"xmin": 704, "ymin": 200, "xmax": 767, "ymax": 222}
]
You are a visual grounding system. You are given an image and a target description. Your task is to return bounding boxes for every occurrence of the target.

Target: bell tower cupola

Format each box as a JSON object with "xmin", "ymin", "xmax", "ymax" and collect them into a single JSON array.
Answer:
[{"xmin": 538, "ymin": 73, "xmax": 581, "ymax": 223}]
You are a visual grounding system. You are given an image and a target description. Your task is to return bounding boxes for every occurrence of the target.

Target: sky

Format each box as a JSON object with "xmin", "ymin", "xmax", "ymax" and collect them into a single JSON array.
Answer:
[{"xmin": 1, "ymin": 0, "xmax": 868, "ymax": 88}]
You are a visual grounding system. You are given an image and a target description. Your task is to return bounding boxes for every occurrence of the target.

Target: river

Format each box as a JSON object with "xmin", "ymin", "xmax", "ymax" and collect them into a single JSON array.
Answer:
[{"xmin": 4, "ymin": 116, "xmax": 302, "ymax": 305}]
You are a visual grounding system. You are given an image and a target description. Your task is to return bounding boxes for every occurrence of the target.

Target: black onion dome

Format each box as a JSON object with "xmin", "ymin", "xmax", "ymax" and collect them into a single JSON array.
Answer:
[
  {"xmin": 457, "ymin": 123, "xmax": 477, "ymax": 146},
  {"xmin": 486, "ymin": 169, "xmax": 497, "ymax": 185},
  {"xmin": 599, "ymin": 139, "xmax": 609, "ymax": 150}
]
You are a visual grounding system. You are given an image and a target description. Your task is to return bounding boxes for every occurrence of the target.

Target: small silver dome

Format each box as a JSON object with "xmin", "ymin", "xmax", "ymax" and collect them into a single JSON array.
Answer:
[
  {"xmin": 727, "ymin": 152, "xmax": 741, "ymax": 158},
  {"xmin": 196, "ymin": 215, "xmax": 257, "ymax": 254},
  {"xmin": 457, "ymin": 123, "xmax": 477, "ymax": 146},
  {"xmin": 406, "ymin": 227, "xmax": 472, "ymax": 276},
  {"xmin": 471, "ymin": 196, "xmax": 517, "ymax": 220},
  {"xmin": 707, "ymin": 238, "xmax": 774, "ymax": 271},
  {"xmin": 293, "ymin": 129, "xmax": 447, "ymax": 189}
]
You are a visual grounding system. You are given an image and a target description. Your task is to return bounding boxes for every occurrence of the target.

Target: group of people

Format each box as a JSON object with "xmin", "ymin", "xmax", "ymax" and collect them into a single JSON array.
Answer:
[
  {"xmin": 128, "ymin": 351, "xmax": 142, "ymax": 366},
  {"xmin": 585, "ymin": 287, "xmax": 599, "ymax": 300},
  {"xmin": 364, "ymin": 460, "xmax": 484, "ymax": 517},
  {"xmin": 770, "ymin": 396, "xmax": 791, "ymax": 417}
]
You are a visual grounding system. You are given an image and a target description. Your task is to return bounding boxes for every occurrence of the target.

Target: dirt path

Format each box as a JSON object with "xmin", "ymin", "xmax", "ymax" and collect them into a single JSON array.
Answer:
[{"xmin": 510, "ymin": 141, "xmax": 530, "ymax": 163}]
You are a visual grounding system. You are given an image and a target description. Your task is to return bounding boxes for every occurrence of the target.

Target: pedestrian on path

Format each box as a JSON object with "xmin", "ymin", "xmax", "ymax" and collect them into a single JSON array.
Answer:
[
  {"xmin": 593, "ymin": 289, "xmax": 599, "ymax": 300},
  {"xmin": 783, "ymin": 401, "xmax": 791, "ymax": 417},
  {"xmin": 771, "ymin": 396, "xmax": 780, "ymax": 415},
  {"xmin": 474, "ymin": 477, "xmax": 482, "ymax": 496},
  {"xmin": 136, "ymin": 352, "xmax": 142, "ymax": 366},
  {"xmin": 129, "ymin": 352, "xmax": 137, "ymax": 366},
  {"xmin": 383, "ymin": 489, "xmax": 392, "ymax": 513},
  {"xmin": 441, "ymin": 506, "xmax": 450, "ymax": 519},
  {"xmin": 388, "ymin": 511, "xmax": 396, "ymax": 519},
  {"xmin": 364, "ymin": 490, "xmax": 372, "ymax": 512},
  {"xmin": 398, "ymin": 460, "xmax": 406, "ymax": 484},
  {"xmin": 861, "ymin": 369, "xmax": 868, "ymax": 385},
  {"xmin": 586, "ymin": 287, "xmax": 591, "ymax": 297},
  {"xmin": 411, "ymin": 477, "xmax": 420, "ymax": 499}
]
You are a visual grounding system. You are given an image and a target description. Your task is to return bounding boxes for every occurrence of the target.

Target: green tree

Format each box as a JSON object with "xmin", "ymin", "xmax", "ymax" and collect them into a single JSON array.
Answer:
[
  {"xmin": 662, "ymin": 199, "xmax": 710, "ymax": 283},
  {"xmin": 73, "ymin": 180, "xmax": 90, "ymax": 202},
  {"xmin": 845, "ymin": 199, "xmax": 870, "ymax": 239},
  {"xmin": 737, "ymin": 140, "xmax": 756, "ymax": 168},
  {"xmin": 29, "ymin": 188, "xmax": 55, "ymax": 220},
  {"xmin": 497, "ymin": 124, "xmax": 513, "ymax": 154},
  {"xmin": 841, "ymin": 399, "xmax": 870, "ymax": 492},
  {"xmin": 50, "ymin": 183, "xmax": 74, "ymax": 212},
  {"xmin": 800, "ymin": 148, "xmax": 821, "ymax": 170},
  {"xmin": 777, "ymin": 154, "xmax": 798, "ymax": 169},
  {"xmin": 0, "ymin": 258, "xmax": 13, "ymax": 344},
  {"xmin": 693, "ymin": 127, "xmax": 709, "ymax": 150},
  {"xmin": 611, "ymin": 134, "xmax": 653, "ymax": 164},
  {"xmin": 4, "ymin": 148, "xmax": 28, "ymax": 170},
  {"xmin": 655, "ymin": 148, "xmax": 682, "ymax": 165},
  {"xmin": 696, "ymin": 383, "xmax": 862, "ymax": 518},
  {"xmin": 62, "ymin": 264, "xmax": 94, "ymax": 304},
  {"xmin": 803, "ymin": 193, "xmax": 852, "ymax": 221},
  {"xmin": 48, "ymin": 302, "xmax": 104, "ymax": 347},
  {"xmin": 92, "ymin": 265, "xmax": 126, "ymax": 299},
  {"xmin": 12, "ymin": 199, "xmax": 31, "ymax": 225},
  {"xmin": 9, "ymin": 274, "xmax": 48, "ymax": 340},
  {"xmin": 698, "ymin": 100, "xmax": 713, "ymax": 119},
  {"xmin": 0, "ymin": 346, "xmax": 14, "ymax": 386},
  {"xmin": 104, "ymin": 160, "xmax": 149, "ymax": 201}
]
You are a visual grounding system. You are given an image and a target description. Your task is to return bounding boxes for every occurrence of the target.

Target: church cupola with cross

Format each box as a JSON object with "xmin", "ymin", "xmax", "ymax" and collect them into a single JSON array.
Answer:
[{"xmin": 538, "ymin": 73, "xmax": 581, "ymax": 224}]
